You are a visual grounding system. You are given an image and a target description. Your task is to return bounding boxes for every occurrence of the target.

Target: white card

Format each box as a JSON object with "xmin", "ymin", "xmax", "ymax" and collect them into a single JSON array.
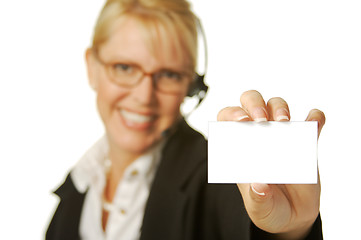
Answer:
[{"xmin": 208, "ymin": 121, "xmax": 318, "ymax": 184}]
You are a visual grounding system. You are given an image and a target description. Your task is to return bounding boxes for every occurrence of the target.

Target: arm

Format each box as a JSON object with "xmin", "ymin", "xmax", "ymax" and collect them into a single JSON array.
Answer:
[{"xmin": 217, "ymin": 90, "xmax": 326, "ymax": 240}]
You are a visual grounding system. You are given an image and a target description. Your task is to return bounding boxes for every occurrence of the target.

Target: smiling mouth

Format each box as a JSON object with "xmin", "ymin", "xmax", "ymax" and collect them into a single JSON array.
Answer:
[{"xmin": 120, "ymin": 109, "xmax": 154, "ymax": 125}]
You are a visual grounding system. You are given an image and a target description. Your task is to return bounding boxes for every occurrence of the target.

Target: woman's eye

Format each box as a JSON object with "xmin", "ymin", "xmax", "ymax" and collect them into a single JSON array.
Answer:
[
  {"xmin": 114, "ymin": 64, "xmax": 133, "ymax": 74},
  {"xmin": 160, "ymin": 71, "xmax": 182, "ymax": 81}
]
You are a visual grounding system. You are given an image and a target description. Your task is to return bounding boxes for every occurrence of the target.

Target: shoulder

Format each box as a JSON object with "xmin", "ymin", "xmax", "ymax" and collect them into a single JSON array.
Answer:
[
  {"xmin": 165, "ymin": 118, "xmax": 207, "ymax": 156},
  {"xmin": 146, "ymin": 120, "xmax": 252, "ymax": 239},
  {"xmin": 159, "ymin": 119, "xmax": 207, "ymax": 186},
  {"xmin": 46, "ymin": 173, "xmax": 86, "ymax": 240},
  {"xmin": 159, "ymin": 119, "xmax": 248, "ymax": 217}
]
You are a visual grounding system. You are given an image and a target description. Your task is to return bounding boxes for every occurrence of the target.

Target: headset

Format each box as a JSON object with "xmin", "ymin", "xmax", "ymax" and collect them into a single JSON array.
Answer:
[
  {"xmin": 161, "ymin": 18, "xmax": 208, "ymax": 138},
  {"xmin": 185, "ymin": 17, "xmax": 209, "ymax": 113},
  {"xmin": 162, "ymin": 17, "xmax": 209, "ymax": 137}
]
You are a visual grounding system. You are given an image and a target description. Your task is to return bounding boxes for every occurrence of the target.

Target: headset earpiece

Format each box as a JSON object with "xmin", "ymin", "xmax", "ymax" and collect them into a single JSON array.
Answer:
[
  {"xmin": 182, "ymin": 73, "xmax": 208, "ymax": 116},
  {"xmin": 187, "ymin": 74, "xmax": 207, "ymax": 97},
  {"xmin": 164, "ymin": 18, "xmax": 209, "ymax": 134},
  {"xmin": 187, "ymin": 73, "xmax": 208, "ymax": 107}
]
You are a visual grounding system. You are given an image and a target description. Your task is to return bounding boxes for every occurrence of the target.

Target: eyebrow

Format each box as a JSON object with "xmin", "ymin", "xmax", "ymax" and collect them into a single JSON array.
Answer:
[{"xmin": 107, "ymin": 57, "xmax": 192, "ymax": 74}]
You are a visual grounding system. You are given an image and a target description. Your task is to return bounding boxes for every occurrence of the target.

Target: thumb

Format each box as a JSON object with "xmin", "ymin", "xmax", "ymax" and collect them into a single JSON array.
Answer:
[{"xmin": 237, "ymin": 183, "xmax": 275, "ymax": 224}]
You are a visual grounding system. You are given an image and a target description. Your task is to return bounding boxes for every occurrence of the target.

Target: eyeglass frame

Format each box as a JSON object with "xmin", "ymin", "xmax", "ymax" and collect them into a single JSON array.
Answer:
[{"xmin": 92, "ymin": 49, "xmax": 195, "ymax": 95}]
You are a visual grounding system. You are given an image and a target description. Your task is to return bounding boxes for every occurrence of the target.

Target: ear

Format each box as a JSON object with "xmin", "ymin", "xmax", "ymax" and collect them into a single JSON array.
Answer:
[{"xmin": 85, "ymin": 48, "xmax": 99, "ymax": 91}]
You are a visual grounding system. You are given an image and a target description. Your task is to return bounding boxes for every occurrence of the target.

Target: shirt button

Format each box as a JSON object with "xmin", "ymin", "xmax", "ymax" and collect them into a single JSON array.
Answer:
[
  {"xmin": 131, "ymin": 170, "xmax": 139, "ymax": 176},
  {"xmin": 120, "ymin": 209, "xmax": 126, "ymax": 215}
]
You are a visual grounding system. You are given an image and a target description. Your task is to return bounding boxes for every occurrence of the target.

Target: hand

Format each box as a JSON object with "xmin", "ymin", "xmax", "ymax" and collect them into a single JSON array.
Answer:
[{"xmin": 217, "ymin": 90, "xmax": 326, "ymax": 240}]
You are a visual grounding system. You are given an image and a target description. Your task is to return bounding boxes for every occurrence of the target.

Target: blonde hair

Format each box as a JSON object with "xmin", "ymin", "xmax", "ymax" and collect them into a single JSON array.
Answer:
[{"xmin": 92, "ymin": 0, "xmax": 199, "ymax": 71}]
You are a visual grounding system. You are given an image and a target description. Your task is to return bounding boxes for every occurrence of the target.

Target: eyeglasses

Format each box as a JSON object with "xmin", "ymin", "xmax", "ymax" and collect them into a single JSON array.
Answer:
[{"xmin": 93, "ymin": 51, "xmax": 193, "ymax": 94}]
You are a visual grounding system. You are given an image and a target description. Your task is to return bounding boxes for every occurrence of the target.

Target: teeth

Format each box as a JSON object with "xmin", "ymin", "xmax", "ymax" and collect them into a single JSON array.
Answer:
[{"xmin": 120, "ymin": 109, "xmax": 153, "ymax": 123}]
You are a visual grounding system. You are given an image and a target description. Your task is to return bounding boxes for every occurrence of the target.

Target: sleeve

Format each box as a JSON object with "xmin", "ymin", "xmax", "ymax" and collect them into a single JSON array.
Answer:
[
  {"xmin": 199, "ymin": 181, "xmax": 323, "ymax": 240},
  {"xmin": 250, "ymin": 214, "xmax": 323, "ymax": 240}
]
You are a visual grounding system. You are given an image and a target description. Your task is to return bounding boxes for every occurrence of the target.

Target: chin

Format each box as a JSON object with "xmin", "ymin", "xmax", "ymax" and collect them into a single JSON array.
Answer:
[
  {"xmin": 106, "ymin": 121, "xmax": 163, "ymax": 156},
  {"xmin": 104, "ymin": 107, "xmax": 180, "ymax": 156}
]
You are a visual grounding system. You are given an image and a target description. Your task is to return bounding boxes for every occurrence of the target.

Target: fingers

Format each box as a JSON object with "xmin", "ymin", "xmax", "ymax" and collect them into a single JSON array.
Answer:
[
  {"xmin": 305, "ymin": 109, "xmax": 326, "ymax": 138},
  {"xmin": 237, "ymin": 183, "xmax": 271, "ymax": 214},
  {"xmin": 217, "ymin": 107, "xmax": 250, "ymax": 122},
  {"xmin": 267, "ymin": 97, "xmax": 290, "ymax": 121},
  {"xmin": 238, "ymin": 183, "xmax": 272, "ymax": 199},
  {"xmin": 219, "ymin": 91, "xmax": 325, "ymax": 135},
  {"xmin": 237, "ymin": 183, "xmax": 276, "ymax": 229},
  {"xmin": 219, "ymin": 90, "xmax": 290, "ymax": 123},
  {"xmin": 240, "ymin": 90, "xmax": 268, "ymax": 122},
  {"xmin": 240, "ymin": 90, "xmax": 290, "ymax": 122}
]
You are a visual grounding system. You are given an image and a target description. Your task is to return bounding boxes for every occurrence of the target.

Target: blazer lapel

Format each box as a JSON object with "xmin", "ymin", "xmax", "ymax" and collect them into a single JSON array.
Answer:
[
  {"xmin": 140, "ymin": 120, "xmax": 207, "ymax": 240},
  {"xmin": 46, "ymin": 174, "xmax": 86, "ymax": 240}
]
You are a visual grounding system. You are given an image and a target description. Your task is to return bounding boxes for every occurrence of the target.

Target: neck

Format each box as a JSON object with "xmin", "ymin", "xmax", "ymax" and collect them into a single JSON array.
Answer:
[{"xmin": 104, "ymin": 139, "xmax": 140, "ymax": 202}]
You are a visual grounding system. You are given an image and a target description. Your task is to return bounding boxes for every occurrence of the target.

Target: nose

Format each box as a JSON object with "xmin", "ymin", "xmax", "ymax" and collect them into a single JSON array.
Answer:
[{"xmin": 131, "ymin": 74, "xmax": 156, "ymax": 106}]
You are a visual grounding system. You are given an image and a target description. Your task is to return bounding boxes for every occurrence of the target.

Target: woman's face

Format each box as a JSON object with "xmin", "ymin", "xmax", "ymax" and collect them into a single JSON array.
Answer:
[{"xmin": 86, "ymin": 17, "xmax": 191, "ymax": 157}]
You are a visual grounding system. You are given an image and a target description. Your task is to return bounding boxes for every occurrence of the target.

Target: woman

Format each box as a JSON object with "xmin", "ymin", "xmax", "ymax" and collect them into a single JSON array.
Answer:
[{"xmin": 46, "ymin": 0, "xmax": 325, "ymax": 239}]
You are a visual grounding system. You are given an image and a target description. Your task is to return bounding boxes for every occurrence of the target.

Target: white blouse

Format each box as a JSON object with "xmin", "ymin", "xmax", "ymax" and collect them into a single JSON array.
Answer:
[{"xmin": 70, "ymin": 136, "xmax": 164, "ymax": 240}]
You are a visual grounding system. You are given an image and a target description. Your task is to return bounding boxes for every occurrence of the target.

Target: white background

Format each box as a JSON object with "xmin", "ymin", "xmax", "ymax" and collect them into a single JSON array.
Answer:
[{"xmin": 0, "ymin": 0, "xmax": 360, "ymax": 239}]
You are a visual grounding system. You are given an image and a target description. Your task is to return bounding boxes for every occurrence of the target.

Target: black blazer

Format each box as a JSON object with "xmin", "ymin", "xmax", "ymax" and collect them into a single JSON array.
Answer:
[{"xmin": 46, "ymin": 120, "xmax": 323, "ymax": 240}]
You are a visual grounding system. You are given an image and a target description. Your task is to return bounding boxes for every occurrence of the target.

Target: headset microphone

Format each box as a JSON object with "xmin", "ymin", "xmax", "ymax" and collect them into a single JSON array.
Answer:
[{"xmin": 187, "ymin": 73, "xmax": 208, "ymax": 107}]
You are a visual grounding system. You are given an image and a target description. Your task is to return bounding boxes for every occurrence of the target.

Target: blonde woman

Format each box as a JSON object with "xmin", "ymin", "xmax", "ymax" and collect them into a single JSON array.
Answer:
[{"xmin": 46, "ymin": 0, "xmax": 325, "ymax": 239}]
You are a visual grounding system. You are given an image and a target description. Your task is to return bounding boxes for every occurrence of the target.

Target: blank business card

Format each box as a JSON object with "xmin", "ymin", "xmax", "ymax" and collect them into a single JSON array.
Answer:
[{"xmin": 208, "ymin": 121, "xmax": 318, "ymax": 184}]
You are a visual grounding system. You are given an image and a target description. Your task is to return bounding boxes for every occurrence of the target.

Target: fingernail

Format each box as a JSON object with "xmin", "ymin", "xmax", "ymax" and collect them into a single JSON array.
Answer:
[
  {"xmin": 236, "ymin": 115, "xmax": 250, "ymax": 121},
  {"xmin": 233, "ymin": 110, "xmax": 250, "ymax": 121},
  {"xmin": 251, "ymin": 184, "xmax": 266, "ymax": 196},
  {"xmin": 275, "ymin": 108, "xmax": 289, "ymax": 121},
  {"xmin": 252, "ymin": 107, "xmax": 267, "ymax": 122}
]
